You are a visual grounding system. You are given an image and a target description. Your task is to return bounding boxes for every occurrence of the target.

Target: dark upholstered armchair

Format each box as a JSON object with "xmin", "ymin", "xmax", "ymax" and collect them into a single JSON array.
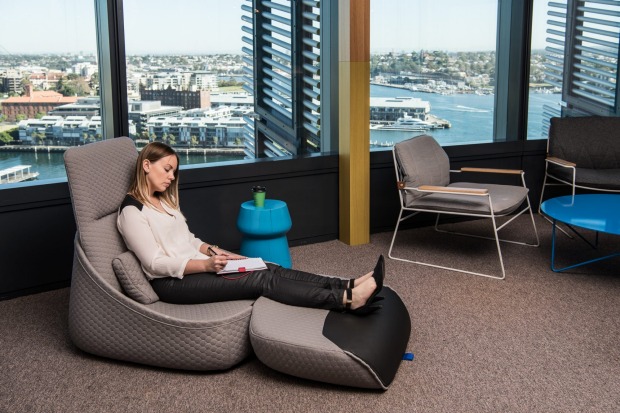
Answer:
[{"xmin": 539, "ymin": 116, "xmax": 620, "ymax": 210}]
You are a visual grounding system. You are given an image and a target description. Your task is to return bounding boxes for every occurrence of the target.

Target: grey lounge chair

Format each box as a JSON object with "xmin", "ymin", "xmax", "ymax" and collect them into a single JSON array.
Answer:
[
  {"xmin": 388, "ymin": 135, "xmax": 539, "ymax": 280},
  {"xmin": 539, "ymin": 116, "xmax": 620, "ymax": 210},
  {"xmin": 64, "ymin": 137, "xmax": 254, "ymax": 370}
]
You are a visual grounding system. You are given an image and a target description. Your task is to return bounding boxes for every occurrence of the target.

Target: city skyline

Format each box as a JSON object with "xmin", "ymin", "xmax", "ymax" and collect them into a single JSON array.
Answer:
[{"xmin": 0, "ymin": 0, "xmax": 552, "ymax": 56}]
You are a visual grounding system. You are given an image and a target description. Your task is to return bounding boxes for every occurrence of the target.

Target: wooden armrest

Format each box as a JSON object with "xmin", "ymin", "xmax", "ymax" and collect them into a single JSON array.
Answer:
[
  {"xmin": 418, "ymin": 185, "xmax": 489, "ymax": 196},
  {"xmin": 460, "ymin": 167, "xmax": 523, "ymax": 175},
  {"xmin": 546, "ymin": 156, "xmax": 576, "ymax": 167}
]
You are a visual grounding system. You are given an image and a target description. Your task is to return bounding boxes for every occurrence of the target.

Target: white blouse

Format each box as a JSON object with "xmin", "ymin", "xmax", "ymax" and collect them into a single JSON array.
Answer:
[{"xmin": 117, "ymin": 195, "xmax": 209, "ymax": 279}]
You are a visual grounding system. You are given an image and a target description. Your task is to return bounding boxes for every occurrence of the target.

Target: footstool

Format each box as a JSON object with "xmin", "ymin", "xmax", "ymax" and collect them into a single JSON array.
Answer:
[{"xmin": 249, "ymin": 286, "xmax": 411, "ymax": 389}]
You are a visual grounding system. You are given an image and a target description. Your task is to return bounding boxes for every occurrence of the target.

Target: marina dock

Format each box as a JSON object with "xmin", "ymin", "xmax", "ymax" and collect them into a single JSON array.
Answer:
[{"xmin": 0, "ymin": 165, "xmax": 40, "ymax": 184}]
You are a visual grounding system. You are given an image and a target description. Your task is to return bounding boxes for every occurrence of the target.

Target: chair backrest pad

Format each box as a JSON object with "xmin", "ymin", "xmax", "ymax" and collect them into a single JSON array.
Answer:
[
  {"xmin": 64, "ymin": 137, "xmax": 138, "ymax": 289},
  {"xmin": 549, "ymin": 116, "xmax": 620, "ymax": 169},
  {"xmin": 394, "ymin": 135, "xmax": 450, "ymax": 204}
]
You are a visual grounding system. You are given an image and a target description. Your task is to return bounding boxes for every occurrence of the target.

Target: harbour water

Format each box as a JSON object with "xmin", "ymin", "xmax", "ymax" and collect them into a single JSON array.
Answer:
[
  {"xmin": 369, "ymin": 84, "xmax": 561, "ymax": 146},
  {"xmin": 1, "ymin": 86, "xmax": 561, "ymax": 183}
]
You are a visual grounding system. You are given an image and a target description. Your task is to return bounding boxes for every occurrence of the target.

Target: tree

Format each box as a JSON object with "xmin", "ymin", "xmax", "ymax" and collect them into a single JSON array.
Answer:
[
  {"xmin": 167, "ymin": 134, "xmax": 176, "ymax": 146},
  {"xmin": 0, "ymin": 131, "xmax": 14, "ymax": 145},
  {"xmin": 190, "ymin": 135, "xmax": 199, "ymax": 147}
]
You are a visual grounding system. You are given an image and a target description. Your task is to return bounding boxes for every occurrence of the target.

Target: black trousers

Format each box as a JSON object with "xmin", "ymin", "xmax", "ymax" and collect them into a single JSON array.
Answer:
[{"xmin": 151, "ymin": 263, "xmax": 347, "ymax": 311}]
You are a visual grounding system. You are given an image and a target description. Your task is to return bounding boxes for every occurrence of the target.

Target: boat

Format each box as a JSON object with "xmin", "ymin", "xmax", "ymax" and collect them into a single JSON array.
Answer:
[
  {"xmin": 376, "ymin": 114, "xmax": 435, "ymax": 131},
  {"xmin": 0, "ymin": 165, "xmax": 40, "ymax": 184}
]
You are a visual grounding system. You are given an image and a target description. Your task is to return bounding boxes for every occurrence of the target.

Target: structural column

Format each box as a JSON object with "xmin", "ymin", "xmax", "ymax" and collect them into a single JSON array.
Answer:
[{"xmin": 338, "ymin": 0, "xmax": 370, "ymax": 245}]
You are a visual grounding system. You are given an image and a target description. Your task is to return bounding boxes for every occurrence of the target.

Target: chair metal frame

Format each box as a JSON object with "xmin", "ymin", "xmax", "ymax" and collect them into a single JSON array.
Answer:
[{"xmin": 388, "ymin": 149, "xmax": 540, "ymax": 280}]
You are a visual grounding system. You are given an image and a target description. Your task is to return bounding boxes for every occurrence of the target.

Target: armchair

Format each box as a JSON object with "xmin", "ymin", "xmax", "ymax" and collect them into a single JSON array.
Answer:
[
  {"xmin": 539, "ymin": 116, "xmax": 620, "ymax": 210},
  {"xmin": 64, "ymin": 137, "xmax": 254, "ymax": 370},
  {"xmin": 388, "ymin": 135, "xmax": 539, "ymax": 280}
]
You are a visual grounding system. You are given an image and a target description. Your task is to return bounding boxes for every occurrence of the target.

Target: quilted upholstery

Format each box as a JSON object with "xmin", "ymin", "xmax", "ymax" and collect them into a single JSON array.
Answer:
[
  {"xmin": 250, "ymin": 297, "xmax": 384, "ymax": 389},
  {"xmin": 112, "ymin": 250, "xmax": 159, "ymax": 304},
  {"xmin": 64, "ymin": 137, "xmax": 254, "ymax": 370},
  {"xmin": 394, "ymin": 135, "xmax": 450, "ymax": 205},
  {"xmin": 411, "ymin": 182, "xmax": 529, "ymax": 215},
  {"xmin": 250, "ymin": 287, "xmax": 411, "ymax": 390}
]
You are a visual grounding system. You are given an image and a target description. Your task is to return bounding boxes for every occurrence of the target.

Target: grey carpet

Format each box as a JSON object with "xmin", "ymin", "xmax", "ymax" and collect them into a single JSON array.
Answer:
[{"xmin": 1, "ymin": 215, "xmax": 619, "ymax": 413}]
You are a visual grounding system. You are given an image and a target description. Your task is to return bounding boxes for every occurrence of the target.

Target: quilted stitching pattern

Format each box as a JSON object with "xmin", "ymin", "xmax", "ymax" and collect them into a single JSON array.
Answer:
[
  {"xmin": 249, "ymin": 297, "xmax": 382, "ymax": 389},
  {"xmin": 65, "ymin": 138, "xmax": 254, "ymax": 370},
  {"xmin": 395, "ymin": 135, "xmax": 451, "ymax": 205},
  {"xmin": 112, "ymin": 251, "xmax": 159, "ymax": 304}
]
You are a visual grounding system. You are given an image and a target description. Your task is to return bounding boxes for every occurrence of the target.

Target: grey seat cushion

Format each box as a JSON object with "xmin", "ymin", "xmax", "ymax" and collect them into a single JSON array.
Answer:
[
  {"xmin": 409, "ymin": 182, "xmax": 529, "ymax": 215},
  {"xmin": 548, "ymin": 165, "xmax": 620, "ymax": 190},
  {"xmin": 249, "ymin": 287, "xmax": 411, "ymax": 390},
  {"xmin": 112, "ymin": 250, "xmax": 159, "ymax": 304}
]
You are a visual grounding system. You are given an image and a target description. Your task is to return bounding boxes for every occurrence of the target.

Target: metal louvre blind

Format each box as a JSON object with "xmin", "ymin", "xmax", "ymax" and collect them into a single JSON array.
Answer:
[
  {"xmin": 241, "ymin": 0, "xmax": 256, "ymax": 158},
  {"xmin": 564, "ymin": 0, "xmax": 620, "ymax": 115},
  {"xmin": 242, "ymin": 0, "xmax": 322, "ymax": 158},
  {"xmin": 542, "ymin": 1, "xmax": 568, "ymax": 130}
]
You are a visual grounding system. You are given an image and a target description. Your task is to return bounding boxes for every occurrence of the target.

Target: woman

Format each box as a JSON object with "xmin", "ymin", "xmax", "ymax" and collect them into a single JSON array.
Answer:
[{"xmin": 117, "ymin": 142, "xmax": 383, "ymax": 314}]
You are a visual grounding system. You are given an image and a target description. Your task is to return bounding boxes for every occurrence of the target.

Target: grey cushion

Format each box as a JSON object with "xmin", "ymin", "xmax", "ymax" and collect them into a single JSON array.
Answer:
[
  {"xmin": 549, "ymin": 116, "xmax": 620, "ymax": 169},
  {"xmin": 547, "ymin": 165, "xmax": 620, "ymax": 190},
  {"xmin": 394, "ymin": 135, "xmax": 450, "ymax": 205},
  {"xmin": 410, "ymin": 182, "xmax": 529, "ymax": 215},
  {"xmin": 112, "ymin": 251, "xmax": 159, "ymax": 304}
]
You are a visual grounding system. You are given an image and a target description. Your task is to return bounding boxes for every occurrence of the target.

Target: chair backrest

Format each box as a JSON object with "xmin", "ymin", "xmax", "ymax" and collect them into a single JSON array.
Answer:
[
  {"xmin": 393, "ymin": 135, "xmax": 450, "ymax": 205},
  {"xmin": 549, "ymin": 116, "xmax": 620, "ymax": 169},
  {"xmin": 64, "ymin": 137, "xmax": 138, "ymax": 289}
]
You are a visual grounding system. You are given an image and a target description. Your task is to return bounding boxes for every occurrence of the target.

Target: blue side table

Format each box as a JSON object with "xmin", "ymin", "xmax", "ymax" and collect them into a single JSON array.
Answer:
[{"xmin": 237, "ymin": 199, "xmax": 292, "ymax": 268}]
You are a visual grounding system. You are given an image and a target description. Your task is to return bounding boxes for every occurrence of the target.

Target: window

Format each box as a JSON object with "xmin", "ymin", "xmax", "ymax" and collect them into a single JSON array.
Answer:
[
  {"xmin": 0, "ymin": 0, "xmax": 99, "ymax": 185},
  {"xmin": 369, "ymin": 0, "xmax": 498, "ymax": 147},
  {"xmin": 122, "ymin": 0, "xmax": 247, "ymax": 166}
]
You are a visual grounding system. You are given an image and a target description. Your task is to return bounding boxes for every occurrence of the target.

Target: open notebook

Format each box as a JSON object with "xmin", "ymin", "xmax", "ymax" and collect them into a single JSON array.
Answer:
[{"xmin": 217, "ymin": 257, "xmax": 268, "ymax": 274}]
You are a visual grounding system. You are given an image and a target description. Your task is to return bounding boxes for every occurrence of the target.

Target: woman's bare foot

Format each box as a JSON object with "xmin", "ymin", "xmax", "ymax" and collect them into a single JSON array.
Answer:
[
  {"xmin": 350, "ymin": 278, "xmax": 377, "ymax": 310},
  {"xmin": 352, "ymin": 271, "xmax": 373, "ymax": 287}
]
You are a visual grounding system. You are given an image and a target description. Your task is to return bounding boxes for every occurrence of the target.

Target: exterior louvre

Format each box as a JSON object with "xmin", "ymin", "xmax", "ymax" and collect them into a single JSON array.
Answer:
[
  {"xmin": 563, "ymin": 0, "xmax": 620, "ymax": 116},
  {"xmin": 242, "ymin": 0, "xmax": 322, "ymax": 158}
]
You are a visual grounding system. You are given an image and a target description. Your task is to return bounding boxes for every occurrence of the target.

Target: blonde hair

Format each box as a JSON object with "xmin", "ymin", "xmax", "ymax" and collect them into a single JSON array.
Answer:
[{"xmin": 128, "ymin": 142, "xmax": 180, "ymax": 210}]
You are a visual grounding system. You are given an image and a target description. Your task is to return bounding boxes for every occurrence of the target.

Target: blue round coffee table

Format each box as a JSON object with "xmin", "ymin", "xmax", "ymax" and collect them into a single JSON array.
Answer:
[
  {"xmin": 237, "ymin": 199, "xmax": 292, "ymax": 268},
  {"xmin": 541, "ymin": 194, "xmax": 620, "ymax": 272}
]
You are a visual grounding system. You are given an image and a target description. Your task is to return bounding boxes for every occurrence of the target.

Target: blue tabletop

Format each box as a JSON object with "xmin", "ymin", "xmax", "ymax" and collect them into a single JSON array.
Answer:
[
  {"xmin": 541, "ymin": 194, "xmax": 620, "ymax": 235},
  {"xmin": 240, "ymin": 199, "xmax": 287, "ymax": 211}
]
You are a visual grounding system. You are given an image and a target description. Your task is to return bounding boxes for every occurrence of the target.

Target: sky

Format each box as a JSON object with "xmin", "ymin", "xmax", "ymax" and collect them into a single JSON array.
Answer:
[{"xmin": 0, "ymin": 0, "xmax": 551, "ymax": 56}]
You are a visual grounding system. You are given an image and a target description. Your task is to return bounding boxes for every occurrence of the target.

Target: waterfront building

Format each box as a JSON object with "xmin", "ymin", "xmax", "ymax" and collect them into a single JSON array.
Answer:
[
  {"xmin": 145, "ymin": 115, "xmax": 245, "ymax": 148},
  {"xmin": 17, "ymin": 115, "xmax": 101, "ymax": 144},
  {"xmin": 49, "ymin": 97, "xmax": 101, "ymax": 118},
  {"xmin": 370, "ymin": 96, "xmax": 431, "ymax": 123},
  {"xmin": 1, "ymin": 85, "xmax": 77, "ymax": 121},
  {"xmin": 128, "ymin": 100, "xmax": 183, "ymax": 137}
]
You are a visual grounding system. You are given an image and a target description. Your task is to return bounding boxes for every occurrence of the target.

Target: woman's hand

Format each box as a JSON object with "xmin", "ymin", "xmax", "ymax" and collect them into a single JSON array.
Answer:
[
  {"xmin": 205, "ymin": 255, "xmax": 229, "ymax": 273},
  {"xmin": 211, "ymin": 246, "xmax": 246, "ymax": 260}
]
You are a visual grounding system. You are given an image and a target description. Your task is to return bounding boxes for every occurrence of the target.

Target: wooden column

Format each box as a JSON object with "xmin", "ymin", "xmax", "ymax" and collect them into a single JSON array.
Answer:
[{"xmin": 338, "ymin": 0, "xmax": 370, "ymax": 245}]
